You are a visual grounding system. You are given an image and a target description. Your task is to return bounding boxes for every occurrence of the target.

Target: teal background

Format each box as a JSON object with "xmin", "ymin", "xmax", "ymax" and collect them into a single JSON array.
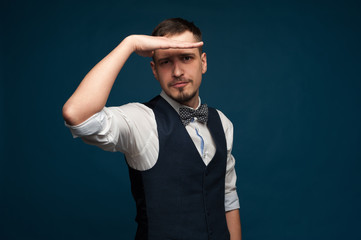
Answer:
[{"xmin": 1, "ymin": 0, "xmax": 360, "ymax": 239}]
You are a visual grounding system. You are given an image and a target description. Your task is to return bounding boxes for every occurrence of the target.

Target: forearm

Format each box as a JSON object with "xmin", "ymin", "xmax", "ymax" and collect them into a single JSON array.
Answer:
[
  {"xmin": 63, "ymin": 36, "xmax": 134, "ymax": 125},
  {"xmin": 226, "ymin": 209, "xmax": 242, "ymax": 240}
]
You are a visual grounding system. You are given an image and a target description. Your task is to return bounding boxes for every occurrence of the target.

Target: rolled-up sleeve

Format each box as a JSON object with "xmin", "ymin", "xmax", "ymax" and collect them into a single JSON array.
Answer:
[
  {"xmin": 64, "ymin": 103, "xmax": 157, "ymax": 155},
  {"xmin": 65, "ymin": 110, "xmax": 108, "ymax": 138},
  {"xmin": 217, "ymin": 110, "xmax": 240, "ymax": 212},
  {"xmin": 65, "ymin": 107, "xmax": 127, "ymax": 152},
  {"xmin": 225, "ymin": 154, "xmax": 240, "ymax": 211}
]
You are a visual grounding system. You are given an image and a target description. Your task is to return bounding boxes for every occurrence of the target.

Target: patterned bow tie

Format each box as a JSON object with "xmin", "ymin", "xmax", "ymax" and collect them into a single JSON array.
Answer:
[{"xmin": 179, "ymin": 104, "xmax": 208, "ymax": 126}]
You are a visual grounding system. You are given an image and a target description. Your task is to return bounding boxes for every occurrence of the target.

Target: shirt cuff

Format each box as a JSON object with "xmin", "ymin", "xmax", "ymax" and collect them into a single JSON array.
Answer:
[
  {"xmin": 64, "ymin": 110, "xmax": 106, "ymax": 138},
  {"xmin": 225, "ymin": 191, "xmax": 240, "ymax": 212}
]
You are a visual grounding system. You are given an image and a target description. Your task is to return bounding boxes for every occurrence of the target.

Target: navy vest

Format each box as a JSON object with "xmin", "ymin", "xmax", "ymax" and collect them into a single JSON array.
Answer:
[{"xmin": 127, "ymin": 96, "xmax": 230, "ymax": 240}]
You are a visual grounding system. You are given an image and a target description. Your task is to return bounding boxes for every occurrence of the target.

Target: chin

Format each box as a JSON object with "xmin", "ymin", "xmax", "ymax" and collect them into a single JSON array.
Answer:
[{"xmin": 171, "ymin": 90, "xmax": 197, "ymax": 104}]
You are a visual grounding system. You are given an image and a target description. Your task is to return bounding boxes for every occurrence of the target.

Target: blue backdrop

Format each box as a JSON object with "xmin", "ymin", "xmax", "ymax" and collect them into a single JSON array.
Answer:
[{"xmin": 1, "ymin": 0, "xmax": 360, "ymax": 239}]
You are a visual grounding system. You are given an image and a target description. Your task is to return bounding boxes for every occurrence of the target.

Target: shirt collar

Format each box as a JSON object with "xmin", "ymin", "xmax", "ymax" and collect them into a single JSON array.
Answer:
[{"xmin": 160, "ymin": 91, "xmax": 201, "ymax": 114}]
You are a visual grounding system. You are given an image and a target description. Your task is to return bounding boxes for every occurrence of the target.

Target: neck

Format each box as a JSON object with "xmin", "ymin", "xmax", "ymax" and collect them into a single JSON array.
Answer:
[
  {"xmin": 179, "ymin": 96, "xmax": 199, "ymax": 109},
  {"xmin": 174, "ymin": 90, "xmax": 200, "ymax": 109},
  {"xmin": 160, "ymin": 91, "xmax": 201, "ymax": 111}
]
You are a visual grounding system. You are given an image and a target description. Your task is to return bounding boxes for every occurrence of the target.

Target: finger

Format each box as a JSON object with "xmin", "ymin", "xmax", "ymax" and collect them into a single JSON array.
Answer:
[
  {"xmin": 184, "ymin": 41, "xmax": 204, "ymax": 48},
  {"xmin": 161, "ymin": 41, "xmax": 204, "ymax": 49}
]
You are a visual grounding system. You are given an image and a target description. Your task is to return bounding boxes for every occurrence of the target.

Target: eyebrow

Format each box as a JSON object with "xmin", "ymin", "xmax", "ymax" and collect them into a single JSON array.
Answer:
[
  {"xmin": 157, "ymin": 53, "xmax": 196, "ymax": 62},
  {"xmin": 179, "ymin": 53, "xmax": 196, "ymax": 58}
]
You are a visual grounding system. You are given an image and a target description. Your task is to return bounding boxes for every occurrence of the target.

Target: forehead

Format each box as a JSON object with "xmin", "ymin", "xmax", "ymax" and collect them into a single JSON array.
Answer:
[{"xmin": 154, "ymin": 31, "xmax": 200, "ymax": 60}]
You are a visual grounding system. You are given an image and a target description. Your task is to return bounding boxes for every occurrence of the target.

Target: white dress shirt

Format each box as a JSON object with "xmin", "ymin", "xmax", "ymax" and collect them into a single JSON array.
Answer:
[{"xmin": 66, "ymin": 91, "xmax": 239, "ymax": 211}]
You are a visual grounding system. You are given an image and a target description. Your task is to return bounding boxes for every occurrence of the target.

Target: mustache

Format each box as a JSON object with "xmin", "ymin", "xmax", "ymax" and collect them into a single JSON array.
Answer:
[{"xmin": 168, "ymin": 78, "xmax": 192, "ymax": 87}]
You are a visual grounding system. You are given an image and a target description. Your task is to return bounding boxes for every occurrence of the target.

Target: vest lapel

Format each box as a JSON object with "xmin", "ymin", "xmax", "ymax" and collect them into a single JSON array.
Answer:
[{"xmin": 157, "ymin": 97, "xmax": 226, "ymax": 168}]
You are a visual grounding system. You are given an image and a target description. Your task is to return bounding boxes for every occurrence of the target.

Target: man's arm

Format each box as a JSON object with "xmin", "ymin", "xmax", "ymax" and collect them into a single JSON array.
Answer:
[
  {"xmin": 226, "ymin": 209, "xmax": 242, "ymax": 240},
  {"xmin": 62, "ymin": 35, "xmax": 203, "ymax": 126}
]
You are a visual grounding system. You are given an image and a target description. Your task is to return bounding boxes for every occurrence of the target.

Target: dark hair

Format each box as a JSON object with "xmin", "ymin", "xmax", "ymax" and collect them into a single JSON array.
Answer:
[
  {"xmin": 151, "ymin": 18, "xmax": 202, "ymax": 41},
  {"xmin": 151, "ymin": 18, "xmax": 203, "ymax": 58}
]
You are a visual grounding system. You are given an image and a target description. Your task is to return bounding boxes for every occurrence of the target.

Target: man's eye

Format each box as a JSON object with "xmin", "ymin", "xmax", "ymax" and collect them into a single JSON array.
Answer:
[
  {"xmin": 183, "ymin": 56, "xmax": 192, "ymax": 61},
  {"xmin": 160, "ymin": 60, "xmax": 169, "ymax": 65}
]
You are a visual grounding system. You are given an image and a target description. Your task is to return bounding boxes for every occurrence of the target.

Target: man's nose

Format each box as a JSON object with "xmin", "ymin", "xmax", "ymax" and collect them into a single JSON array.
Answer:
[{"xmin": 172, "ymin": 61, "xmax": 183, "ymax": 78}]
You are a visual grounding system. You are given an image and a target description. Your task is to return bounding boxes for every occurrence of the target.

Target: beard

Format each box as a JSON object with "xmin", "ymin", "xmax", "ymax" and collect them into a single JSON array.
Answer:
[
  {"xmin": 172, "ymin": 88, "xmax": 198, "ymax": 104},
  {"xmin": 167, "ymin": 79, "xmax": 198, "ymax": 104}
]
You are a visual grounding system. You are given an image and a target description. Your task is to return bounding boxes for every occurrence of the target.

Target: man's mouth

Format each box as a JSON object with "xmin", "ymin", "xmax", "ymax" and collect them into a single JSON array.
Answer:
[
  {"xmin": 171, "ymin": 81, "xmax": 189, "ymax": 88},
  {"xmin": 169, "ymin": 79, "xmax": 192, "ymax": 89}
]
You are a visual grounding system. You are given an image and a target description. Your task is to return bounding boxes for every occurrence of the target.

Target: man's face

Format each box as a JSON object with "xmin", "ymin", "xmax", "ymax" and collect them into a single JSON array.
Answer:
[{"xmin": 151, "ymin": 31, "xmax": 207, "ymax": 108}]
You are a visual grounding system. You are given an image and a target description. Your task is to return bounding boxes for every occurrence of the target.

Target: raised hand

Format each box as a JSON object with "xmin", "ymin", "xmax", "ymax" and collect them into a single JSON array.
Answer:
[{"xmin": 128, "ymin": 35, "xmax": 204, "ymax": 57}]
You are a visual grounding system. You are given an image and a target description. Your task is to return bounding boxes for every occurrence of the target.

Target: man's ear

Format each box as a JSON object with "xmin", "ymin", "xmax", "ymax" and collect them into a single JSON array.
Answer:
[
  {"xmin": 150, "ymin": 61, "xmax": 159, "ymax": 81},
  {"xmin": 201, "ymin": 52, "xmax": 207, "ymax": 74}
]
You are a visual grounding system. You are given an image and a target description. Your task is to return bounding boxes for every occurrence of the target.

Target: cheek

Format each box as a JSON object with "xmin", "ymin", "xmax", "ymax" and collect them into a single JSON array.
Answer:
[
  {"xmin": 158, "ymin": 77, "xmax": 170, "ymax": 88},
  {"xmin": 157, "ymin": 68, "xmax": 171, "ymax": 79}
]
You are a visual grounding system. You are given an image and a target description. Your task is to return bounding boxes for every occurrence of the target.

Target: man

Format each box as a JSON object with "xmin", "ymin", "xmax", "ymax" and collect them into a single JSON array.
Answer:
[{"xmin": 63, "ymin": 18, "xmax": 241, "ymax": 240}]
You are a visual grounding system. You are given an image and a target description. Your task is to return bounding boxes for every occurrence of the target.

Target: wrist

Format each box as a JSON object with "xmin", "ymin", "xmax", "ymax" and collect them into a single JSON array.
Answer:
[{"xmin": 120, "ymin": 35, "xmax": 137, "ymax": 55}]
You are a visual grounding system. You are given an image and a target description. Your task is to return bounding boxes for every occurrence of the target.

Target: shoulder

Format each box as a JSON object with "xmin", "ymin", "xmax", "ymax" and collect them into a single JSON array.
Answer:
[
  {"xmin": 214, "ymin": 108, "xmax": 234, "ymax": 149},
  {"xmin": 214, "ymin": 109, "xmax": 233, "ymax": 133}
]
